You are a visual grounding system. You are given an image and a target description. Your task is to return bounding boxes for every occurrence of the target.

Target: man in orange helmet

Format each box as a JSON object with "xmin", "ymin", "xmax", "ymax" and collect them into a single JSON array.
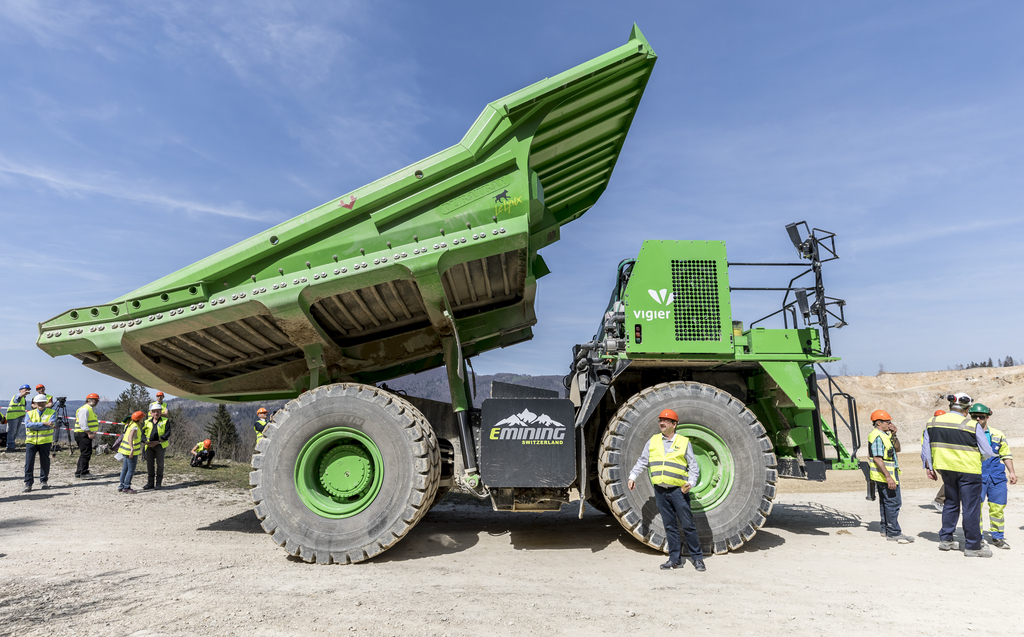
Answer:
[
  {"xmin": 869, "ymin": 409, "xmax": 914, "ymax": 543},
  {"xmin": 74, "ymin": 392, "xmax": 101, "ymax": 479},
  {"xmin": 254, "ymin": 407, "xmax": 270, "ymax": 445},
  {"xmin": 190, "ymin": 439, "xmax": 215, "ymax": 468},
  {"xmin": 627, "ymin": 408, "xmax": 705, "ymax": 572}
]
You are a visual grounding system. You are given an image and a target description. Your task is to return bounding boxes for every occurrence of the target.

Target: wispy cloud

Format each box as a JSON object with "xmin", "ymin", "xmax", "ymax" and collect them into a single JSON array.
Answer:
[{"xmin": 0, "ymin": 156, "xmax": 278, "ymax": 221}]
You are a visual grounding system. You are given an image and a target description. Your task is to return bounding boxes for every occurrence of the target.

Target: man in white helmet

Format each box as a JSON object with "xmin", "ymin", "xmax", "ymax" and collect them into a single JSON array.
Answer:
[{"xmin": 922, "ymin": 392, "xmax": 996, "ymax": 557}]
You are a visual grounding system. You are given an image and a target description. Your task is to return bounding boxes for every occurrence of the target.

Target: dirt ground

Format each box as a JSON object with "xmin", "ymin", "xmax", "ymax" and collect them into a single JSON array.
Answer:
[{"xmin": 2, "ymin": 447, "xmax": 1022, "ymax": 637}]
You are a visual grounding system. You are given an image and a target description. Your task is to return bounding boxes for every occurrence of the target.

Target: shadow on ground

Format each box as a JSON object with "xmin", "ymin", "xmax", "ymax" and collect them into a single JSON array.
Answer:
[
  {"xmin": 764, "ymin": 502, "xmax": 863, "ymax": 536},
  {"xmin": 0, "ymin": 517, "xmax": 43, "ymax": 531},
  {"xmin": 199, "ymin": 510, "xmax": 263, "ymax": 534}
]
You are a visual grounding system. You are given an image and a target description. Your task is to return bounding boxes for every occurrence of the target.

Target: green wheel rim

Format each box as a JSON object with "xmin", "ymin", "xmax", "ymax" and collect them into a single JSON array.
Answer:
[
  {"xmin": 676, "ymin": 423, "xmax": 734, "ymax": 513},
  {"xmin": 294, "ymin": 427, "xmax": 384, "ymax": 519}
]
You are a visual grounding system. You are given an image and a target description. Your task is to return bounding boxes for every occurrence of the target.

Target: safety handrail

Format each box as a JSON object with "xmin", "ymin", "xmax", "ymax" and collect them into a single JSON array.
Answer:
[{"xmin": 815, "ymin": 363, "xmax": 860, "ymax": 458}]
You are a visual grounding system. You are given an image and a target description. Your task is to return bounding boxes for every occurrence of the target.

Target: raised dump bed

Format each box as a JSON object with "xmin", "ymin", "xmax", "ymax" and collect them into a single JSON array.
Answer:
[{"xmin": 37, "ymin": 27, "xmax": 658, "ymax": 403}]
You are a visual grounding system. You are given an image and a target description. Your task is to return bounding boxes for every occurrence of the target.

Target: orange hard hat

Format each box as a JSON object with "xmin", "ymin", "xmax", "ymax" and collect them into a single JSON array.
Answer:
[
  {"xmin": 658, "ymin": 409, "xmax": 678, "ymax": 422},
  {"xmin": 131, "ymin": 411, "xmax": 145, "ymax": 421},
  {"xmin": 156, "ymin": 391, "xmax": 164, "ymax": 397},
  {"xmin": 36, "ymin": 384, "xmax": 44, "ymax": 389},
  {"xmin": 934, "ymin": 409, "xmax": 946, "ymax": 417},
  {"xmin": 203, "ymin": 439, "xmax": 211, "ymax": 449},
  {"xmin": 86, "ymin": 393, "xmax": 99, "ymax": 400},
  {"xmin": 870, "ymin": 410, "xmax": 892, "ymax": 422},
  {"xmin": 257, "ymin": 407, "xmax": 268, "ymax": 414}
]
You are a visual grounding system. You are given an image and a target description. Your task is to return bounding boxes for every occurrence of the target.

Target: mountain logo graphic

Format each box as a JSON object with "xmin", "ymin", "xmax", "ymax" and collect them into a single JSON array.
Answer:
[
  {"xmin": 648, "ymin": 289, "xmax": 674, "ymax": 306},
  {"xmin": 494, "ymin": 408, "xmax": 566, "ymax": 428},
  {"xmin": 490, "ymin": 408, "xmax": 567, "ymax": 443}
]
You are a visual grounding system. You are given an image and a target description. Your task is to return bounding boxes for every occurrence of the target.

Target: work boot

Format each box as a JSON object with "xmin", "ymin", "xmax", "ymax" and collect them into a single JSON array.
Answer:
[
  {"xmin": 659, "ymin": 560, "xmax": 683, "ymax": 570},
  {"xmin": 965, "ymin": 546, "xmax": 993, "ymax": 558},
  {"xmin": 692, "ymin": 559, "xmax": 706, "ymax": 572},
  {"xmin": 142, "ymin": 484, "xmax": 154, "ymax": 491},
  {"xmin": 991, "ymin": 538, "xmax": 1011, "ymax": 550},
  {"xmin": 887, "ymin": 535, "xmax": 915, "ymax": 544},
  {"xmin": 938, "ymin": 540, "xmax": 960, "ymax": 551}
]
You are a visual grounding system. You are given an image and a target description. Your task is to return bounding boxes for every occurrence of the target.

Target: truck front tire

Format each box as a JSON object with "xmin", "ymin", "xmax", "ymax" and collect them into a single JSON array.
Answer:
[{"xmin": 598, "ymin": 381, "xmax": 777, "ymax": 555}]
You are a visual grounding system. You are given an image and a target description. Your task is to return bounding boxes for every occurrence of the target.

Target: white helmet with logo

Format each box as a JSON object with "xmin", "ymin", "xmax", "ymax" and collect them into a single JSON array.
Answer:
[{"xmin": 947, "ymin": 392, "xmax": 973, "ymax": 408}]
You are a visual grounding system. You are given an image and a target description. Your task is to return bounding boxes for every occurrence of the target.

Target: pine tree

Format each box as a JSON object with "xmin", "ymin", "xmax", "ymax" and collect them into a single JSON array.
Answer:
[
  {"xmin": 1004, "ymin": 355, "xmax": 1016, "ymax": 367},
  {"xmin": 205, "ymin": 404, "xmax": 238, "ymax": 456},
  {"xmin": 102, "ymin": 384, "xmax": 152, "ymax": 434}
]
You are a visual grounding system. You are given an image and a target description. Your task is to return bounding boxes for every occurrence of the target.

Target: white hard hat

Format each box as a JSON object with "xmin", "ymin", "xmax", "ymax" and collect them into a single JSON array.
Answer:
[
  {"xmin": 149, "ymin": 402, "xmax": 163, "ymax": 411},
  {"xmin": 32, "ymin": 394, "xmax": 48, "ymax": 403},
  {"xmin": 948, "ymin": 392, "xmax": 973, "ymax": 406}
]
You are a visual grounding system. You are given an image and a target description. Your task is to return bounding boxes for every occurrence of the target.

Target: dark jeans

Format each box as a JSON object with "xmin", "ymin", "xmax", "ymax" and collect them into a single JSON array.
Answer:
[
  {"xmin": 75, "ymin": 432, "xmax": 94, "ymax": 475},
  {"xmin": 6, "ymin": 416, "xmax": 24, "ymax": 450},
  {"xmin": 876, "ymin": 481, "xmax": 902, "ymax": 537},
  {"xmin": 191, "ymin": 449, "xmax": 215, "ymax": 467},
  {"xmin": 145, "ymin": 446, "xmax": 166, "ymax": 487},
  {"xmin": 940, "ymin": 470, "xmax": 983, "ymax": 550},
  {"xmin": 24, "ymin": 443, "xmax": 51, "ymax": 486},
  {"xmin": 654, "ymin": 484, "xmax": 703, "ymax": 563}
]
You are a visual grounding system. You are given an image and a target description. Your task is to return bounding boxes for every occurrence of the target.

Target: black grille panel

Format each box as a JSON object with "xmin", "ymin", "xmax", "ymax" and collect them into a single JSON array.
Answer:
[{"xmin": 671, "ymin": 259, "xmax": 721, "ymax": 342}]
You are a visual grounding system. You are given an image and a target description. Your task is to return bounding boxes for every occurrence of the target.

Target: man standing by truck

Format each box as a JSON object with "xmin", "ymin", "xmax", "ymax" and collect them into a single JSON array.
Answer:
[
  {"xmin": 868, "ymin": 410, "xmax": 914, "ymax": 544},
  {"xmin": 968, "ymin": 403, "xmax": 1016, "ymax": 549},
  {"xmin": 922, "ymin": 393, "xmax": 995, "ymax": 557},
  {"xmin": 627, "ymin": 409, "xmax": 706, "ymax": 572}
]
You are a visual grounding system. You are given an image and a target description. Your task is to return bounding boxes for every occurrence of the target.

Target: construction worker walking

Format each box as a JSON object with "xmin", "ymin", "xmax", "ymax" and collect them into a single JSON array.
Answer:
[
  {"xmin": 142, "ymin": 403, "xmax": 171, "ymax": 490},
  {"xmin": 5, "ymin": 384, "xmax": 31, "ymax": 452},
  {"xmin": 23, "ymin": 395, "xmax": 56, "ymax": 492},
  {"xmin": 627, "ymin": 409, "xmax": 706, "ymax": 572},
  {"xmin": 74, "ymin": 393, "xmax": 100, "ymax": 478},
  {"xmin": 968, "ymin": 403, "xmax": 1017, "ymax": 549},
  {"xmin": 868, "ymin": 410, "xmax": 914, "ymax": 543},
  {"xmin": 254, "ymin": 407, "xmax": 270, "ymax": 445},
  {"xmin": 922, "ymin": 393, "xmax": 996, "ymax": 557}
]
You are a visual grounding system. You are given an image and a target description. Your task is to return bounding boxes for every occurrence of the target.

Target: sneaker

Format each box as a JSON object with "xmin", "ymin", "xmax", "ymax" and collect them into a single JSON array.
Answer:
[
  {"xmin": 40, "ymin": 483, "xmax": 49, "ymax": 490},
  {"xmin": 992, "ymin": 538, "xmax": 1011, "ymax": 550},
  {"xmin": 887, "ymin": 535, "xmax": 915, "ymax": 544},
  {"xmin": 117, "ymin": 487, "xmax": 124, "ymax": 492},
  {"xmin": 22, "ymin": 484, "xmax": 31, "ymax": 493},
  {"xmin": 692, "ymin": 559, "xmax": 706, "ymax": 572},
  {"xmin": 122, "ymin": 488, "xmax": 137, "ymax": 494},
  {"xmin": 659, "ymin": 560, "xmax": 683, "ymax": 570},
  {"xmin": 74, "ymin": 474, "xmax": 81, "ymax": 478},
  {"xmin": 938, "ymin": 540, "xmax": 960, "ymax": 551},
  {"xmin": 965, "ymin": 546, "xmax": 993, "ymax": 558},
  {"xmin": 932, "ymin": 500, "xmax": 944, "ymax": 512}
]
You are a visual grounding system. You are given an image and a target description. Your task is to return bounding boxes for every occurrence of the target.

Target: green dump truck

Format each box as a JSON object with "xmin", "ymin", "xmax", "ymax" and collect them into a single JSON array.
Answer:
[{"xmin": 37, "ymin": 26, "xmax": 860, "ymax": 563}]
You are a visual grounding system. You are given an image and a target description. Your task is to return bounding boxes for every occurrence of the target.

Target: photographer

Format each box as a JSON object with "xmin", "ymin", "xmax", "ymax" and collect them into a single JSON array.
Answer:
[{"xmin": 74, "ymin": 393, "xmax": 100, "ymax": 479}]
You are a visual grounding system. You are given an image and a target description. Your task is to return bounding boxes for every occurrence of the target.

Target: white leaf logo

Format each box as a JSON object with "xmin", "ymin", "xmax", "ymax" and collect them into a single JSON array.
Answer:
[{"xmin": 648, "ymin": 289, "xmax": 673, "ymax": 305}]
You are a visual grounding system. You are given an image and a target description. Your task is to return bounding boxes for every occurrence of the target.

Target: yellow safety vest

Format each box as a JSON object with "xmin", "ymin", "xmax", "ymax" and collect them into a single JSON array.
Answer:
[
  {"xmin": 193, "ymin": 442, "xmax": 209, "ymax": 454},
  {"xmin": 868, "ymin": 428, "xmax": 900, "ymax": 485},
  {"xmin": 25, "ymin": 408, "xmax": 56, "ymax": 445},
  {"xmin": 6, "ymin": 395, "xmax": 27, "ymax": 419},
  {"xmin": 143, "ymin": 417, "xmax": 170, "ymax": 449},
  {"xmin": 119, "ymin": 423, "xmax": 142, "ymax": 456},
  {"xmin": 926, "ymin": 412, "xmax": 983, "ymax": 474},
  {"xmin": 75, "ymin": 404, "xmax": 99, "ymax": 432},
  {"xmin": 648, "ymin": 433, "xmax": 691, "ymax": 487},
  {"xmin": 255, "ymin": 418, "xmax": 268, "ymax": 444}
]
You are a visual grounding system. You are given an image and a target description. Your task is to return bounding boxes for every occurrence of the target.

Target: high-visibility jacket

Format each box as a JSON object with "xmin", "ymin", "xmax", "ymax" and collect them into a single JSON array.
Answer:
[
  {"xmin": 143, "ymin": 417, "xmax": 170, "ymax": 449},
  {"xmin": 25, "ymin": 408, "xmax": 56, "ymax": 445},
  {"xmin": 926, "ymin": 412, "xmax": 983, "ymax": 474},
  {"xmin": 6, "ymin": 394, "xmax": 27, "ymax": 419},
  {"xmin": 75, "ymin": 404, "xmax": 99, "ymax": 432},
  {"xmin": 648, "ymin": 433, "xmax": 691, "ymax": 487},
  {"xmin": 119, "ymin": 423, "xmax": 142, "ymax": 456},
  {"xmin": 254, "ymin": 418, "xmax": 268, "ymax": 444},
  {"xmin": 868, "ymin": 428, "xmax": 900, "ymax": 485},
  {"xmin": 192, "ymin": 442, "xmax": 211, "ymax": 455},
  {"xmin": 983, "ymin": 427, "xmax": 1013, "ymax": 480}
]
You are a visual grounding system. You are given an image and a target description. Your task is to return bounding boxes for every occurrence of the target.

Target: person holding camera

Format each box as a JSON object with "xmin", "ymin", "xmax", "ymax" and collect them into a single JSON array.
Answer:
[
  {"xmin": 74, "ymin": 393, "xmax": 100, "ymax": 478},
  {"xmin": 868, "ymin": 410, "xmax": 914, "ymax": 543},
  {"xmin": 23, "ymin": 395, "xmax": 56, "ymax": 492}
]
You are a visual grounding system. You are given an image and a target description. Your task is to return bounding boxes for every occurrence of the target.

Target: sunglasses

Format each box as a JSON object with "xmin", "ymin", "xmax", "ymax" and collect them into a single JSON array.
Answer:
[{"xmin": 974, "ymin": 414, "xmax": 989, "ymax": 419}]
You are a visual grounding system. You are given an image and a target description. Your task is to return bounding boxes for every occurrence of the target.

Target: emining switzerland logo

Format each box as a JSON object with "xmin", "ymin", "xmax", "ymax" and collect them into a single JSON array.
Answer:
[{"xmin": 488, "ymin": 408, "xmax": 566, "ymax": 444}]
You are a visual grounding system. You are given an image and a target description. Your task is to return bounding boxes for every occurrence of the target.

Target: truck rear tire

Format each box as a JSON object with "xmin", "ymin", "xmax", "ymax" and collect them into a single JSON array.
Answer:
[
  {"xmin": 598, "ymin": 381, "xmax": 776, "ymax": 555},
  {"xmin": 250, "ymin": 383, "xmax": 440, "ymax": 564}
]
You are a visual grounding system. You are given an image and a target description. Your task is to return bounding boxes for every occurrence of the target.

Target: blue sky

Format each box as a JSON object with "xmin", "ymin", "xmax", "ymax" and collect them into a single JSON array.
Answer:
[{"xmin": 2, "ymin": 1, "xmax": 1022, "ymax": 400}]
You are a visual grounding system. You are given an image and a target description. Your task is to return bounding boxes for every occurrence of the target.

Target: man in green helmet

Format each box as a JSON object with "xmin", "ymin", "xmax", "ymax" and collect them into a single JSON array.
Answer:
[{"xmin": 968, "ymin": 403, "xmax": 1016, "ymax": 549}]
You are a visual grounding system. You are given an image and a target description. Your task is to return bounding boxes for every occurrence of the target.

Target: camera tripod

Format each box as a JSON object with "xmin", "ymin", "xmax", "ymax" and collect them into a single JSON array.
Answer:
[{"xmin": 49, "ymin": 397, "xmax": 76, "ymax": 457}]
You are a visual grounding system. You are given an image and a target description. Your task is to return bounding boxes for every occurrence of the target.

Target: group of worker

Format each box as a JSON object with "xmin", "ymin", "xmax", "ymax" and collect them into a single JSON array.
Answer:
[
  {"xmin": 7, "ymin": 384, "xmax": 272, "ymax": 494},
  {"xmin": 867, "ymin": 392, "xmax": 1016, "ymax": 557}
]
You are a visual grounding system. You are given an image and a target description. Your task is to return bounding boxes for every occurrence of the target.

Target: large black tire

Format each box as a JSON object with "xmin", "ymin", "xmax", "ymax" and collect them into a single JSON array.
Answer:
[
  {"xmin": 598, "ymin": 381, "xmax": 776, "ymax": 555},
  {"xmin": 585, "ymin": 475, "xmax": 612, "ymax": 515},
  {"xmin": 250, "ymin": 383, "xmax": 440, "ymax": 564}
]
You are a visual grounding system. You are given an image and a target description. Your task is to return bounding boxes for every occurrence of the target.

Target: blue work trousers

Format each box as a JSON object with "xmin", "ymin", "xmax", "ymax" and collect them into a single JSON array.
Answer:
[
  {"xmin": 876, "ymin": 482, "xmax": 902, "ymax": 537},
  {"xmin": 24, "ymin": 442, "xmax": 51, "ymax": 486},
  {"xmin": 6, "ymin": 416, "xmax": 24, "ymax": 450},
  {"xmin": 119, "ymin": 455, "xmax": 138, "ymax": 490},
  {"xmin": 940, "ymin": 470, "xmax": 983, "ymax": 550},
  {"xmin": 654, "ymin": 484, "xmax": 703, "ymax": 563}
]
